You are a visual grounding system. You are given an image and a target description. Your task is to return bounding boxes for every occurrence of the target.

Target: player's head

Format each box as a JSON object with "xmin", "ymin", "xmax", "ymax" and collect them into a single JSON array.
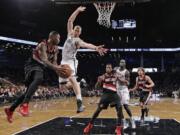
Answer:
[
  {"xmin": 119, "ymin": 59, "xmax": 126, "ymax": 68},
  {"xmin": 106, "ymin": 63, "xmax": 113, "ymax": 74},
  {"xmin": 137, "ymin": 67, "xmax": 145, "ymax": 76},
  {"xmin": 49, "ymin": 31, "xmax": 60, "ymax": 45},
  {"xmin": 73, "ymin": 25, "xmax": 82, "ymax": 37}
]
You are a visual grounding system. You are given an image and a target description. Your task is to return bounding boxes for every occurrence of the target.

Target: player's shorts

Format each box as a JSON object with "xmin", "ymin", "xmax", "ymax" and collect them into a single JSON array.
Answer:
[
  {"xmin": 98, "ymin": 91, "xmax": 121, "ymax": 109},
  {"xmin": 59, "ymin": 59, "xmax": 78, "ymax": 83},
  {"xmin": 117, "ymin": 87, "xmax": 130, "ymax": 105},
  {"xmin": 139, "ymin": 91, "xmax": 151, "ymax": 104},
  {"xmin": 24, "ymin": 58, "xmax": 44, "ymax": 85}
]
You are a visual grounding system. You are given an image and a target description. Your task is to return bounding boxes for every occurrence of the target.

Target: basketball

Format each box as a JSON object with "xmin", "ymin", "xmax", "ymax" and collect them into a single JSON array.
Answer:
[{"xmin": 56, "ymin": 64, "xmax": 72, "ymax": 78}]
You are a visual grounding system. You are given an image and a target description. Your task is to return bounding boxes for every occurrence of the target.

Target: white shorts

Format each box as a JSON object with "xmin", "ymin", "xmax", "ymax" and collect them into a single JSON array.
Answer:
[
  {"xmin": 59, "ymin": 59, "xmax": 78, "ymax": 83},
  {"xmin": 117, "ymin": 88, "xmax": 130, "ymax": 105}
]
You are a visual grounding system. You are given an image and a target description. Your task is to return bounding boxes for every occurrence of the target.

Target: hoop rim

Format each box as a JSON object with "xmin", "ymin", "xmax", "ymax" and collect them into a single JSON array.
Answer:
[{"xmin": 93, "ymin": 2, "xmax": 116, "ymax": 28}]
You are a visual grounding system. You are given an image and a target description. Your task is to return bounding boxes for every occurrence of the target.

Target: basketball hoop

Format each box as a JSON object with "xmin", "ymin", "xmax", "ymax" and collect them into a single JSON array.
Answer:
[{"xmin": 94, "ymin": 2, "xmax": 116, "ymax": 28}]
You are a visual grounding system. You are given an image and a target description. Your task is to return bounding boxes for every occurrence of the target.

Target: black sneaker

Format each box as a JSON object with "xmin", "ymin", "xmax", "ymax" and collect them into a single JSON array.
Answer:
[{"xmin": 77, "ymin": 99, "xmax": 85, "ymax": 113}]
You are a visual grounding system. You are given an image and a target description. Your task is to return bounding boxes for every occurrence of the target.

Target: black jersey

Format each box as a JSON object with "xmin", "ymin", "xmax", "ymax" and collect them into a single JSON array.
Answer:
[
  {"xmin": 102, "ymin": 72, "xmax": 117, "ymax": 92},
  {"xmin": 33, "ymin": 40, "xmax": 57, "ymax": 64},
  {"xmin": 137, "ymin": 75, "xmax": 151, "ymax": 91}
]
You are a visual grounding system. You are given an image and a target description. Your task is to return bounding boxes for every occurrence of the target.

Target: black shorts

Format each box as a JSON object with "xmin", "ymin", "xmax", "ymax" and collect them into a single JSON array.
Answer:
[
  {"xmin": 98, "ymin": 91, "xmax": 120, "ymax": 109},
  {"xmin": 24, "ymin": 58, "xmax": 44, "ymax": 85},
  {"xmin": 139, "ymin": 91, "xmax": 151, "ymax": 104}
]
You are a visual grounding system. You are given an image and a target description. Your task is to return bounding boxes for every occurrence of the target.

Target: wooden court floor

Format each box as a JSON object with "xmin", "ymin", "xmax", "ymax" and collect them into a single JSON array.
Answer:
[{"xmin": 0, "ymin": 97, "xmax": 180, "ymax": 135}]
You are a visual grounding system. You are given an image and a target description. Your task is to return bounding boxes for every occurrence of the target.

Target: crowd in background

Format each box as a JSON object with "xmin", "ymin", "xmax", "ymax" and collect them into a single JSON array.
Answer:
[
  {"xmin": 0, "ymin": 68, "xmax": 180, "ymax": 105},
  {"xmin": 0, "ymin": 85, "xmax": 75, "ymax": 104}
]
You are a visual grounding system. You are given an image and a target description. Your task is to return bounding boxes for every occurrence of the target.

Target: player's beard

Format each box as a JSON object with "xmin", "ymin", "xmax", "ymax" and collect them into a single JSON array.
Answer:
[
  {"xmin": 52, "ymin": 39, "xmax": 59, "ymax": 45},
  {"xmin": 120, "ymin": 65, "xmax": 125, "ymax": 69}
]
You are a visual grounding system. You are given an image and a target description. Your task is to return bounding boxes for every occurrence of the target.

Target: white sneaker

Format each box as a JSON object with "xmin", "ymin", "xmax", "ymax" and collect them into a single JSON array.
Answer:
[
  {"xmin": 123, "ymin": 119, "xmax": 129, "ymax": 129},
  {"xmin": 140, "ymin": 118, "xmax": 145, "ymax": 126},
  {"xmin": 130, "ymin": 119, "xmax": 136, "ymax": 129}
]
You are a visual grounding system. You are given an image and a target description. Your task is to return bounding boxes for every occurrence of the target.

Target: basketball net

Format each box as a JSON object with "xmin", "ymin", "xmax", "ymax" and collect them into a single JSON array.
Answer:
[{"xmin": 94, "ymin": 2, "xmax": 116, "ymax": 28}]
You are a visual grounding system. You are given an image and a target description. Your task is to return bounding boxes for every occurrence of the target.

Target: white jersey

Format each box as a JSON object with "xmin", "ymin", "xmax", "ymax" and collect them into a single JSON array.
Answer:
[
  {"xmin": 62, "ymin": 36, "xmax": 82, "ymax": 61},
  {"xmin": 116, "ymin": 68, "xmax": 128, "ymax": 90},
  {"xmin": 59, "ymin": 36, "xmax": 82, "ymax": 83},
  {"xmin": 116, "ymin": 68, "xmax": 130, "ymax": 104}
]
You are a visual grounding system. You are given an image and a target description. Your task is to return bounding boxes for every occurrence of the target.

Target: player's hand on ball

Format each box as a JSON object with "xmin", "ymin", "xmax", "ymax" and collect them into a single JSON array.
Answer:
[
  {"xmin": 56, "ymin": 64, "xmax": 72, "ymax": 78},
  {"xmin": 55, "ymin": 65, "xmax": 66, "ymax": 75}
]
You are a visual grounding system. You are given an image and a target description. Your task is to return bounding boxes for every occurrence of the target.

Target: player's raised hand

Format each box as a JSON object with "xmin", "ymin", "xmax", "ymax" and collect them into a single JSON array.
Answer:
[
  {"xmin": 95, "ymin": 45, "xmax": 108, "ymax": 56},
  {"xmin": 77, "ymin": 6, "xmax": 86, "ymax": 12}
]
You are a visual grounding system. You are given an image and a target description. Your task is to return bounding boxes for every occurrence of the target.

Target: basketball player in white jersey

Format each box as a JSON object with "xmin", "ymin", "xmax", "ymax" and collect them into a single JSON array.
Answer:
[
  {"xmin": 115, "ymin": 59, "xmax": 136, "ymax": 129},
  {"xmin": 59, "ymin": 6, "xmax": 107, "ymax": 113}
]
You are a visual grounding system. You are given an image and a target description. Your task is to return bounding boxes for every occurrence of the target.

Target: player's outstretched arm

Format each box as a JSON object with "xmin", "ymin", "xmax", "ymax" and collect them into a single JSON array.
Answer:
[
  {"xmin": 80, "ymin": 41, "xmax": 108, "ymax": 56},
  {"xmin": 67, "ymin": 6, "xmax": 86, "ymax": 34}
]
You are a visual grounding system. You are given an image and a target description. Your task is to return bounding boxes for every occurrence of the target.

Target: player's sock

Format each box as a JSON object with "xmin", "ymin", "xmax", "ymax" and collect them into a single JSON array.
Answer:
[{"xmin": 76, "ymin": 94, "xmax": 82, "ymax": 101}]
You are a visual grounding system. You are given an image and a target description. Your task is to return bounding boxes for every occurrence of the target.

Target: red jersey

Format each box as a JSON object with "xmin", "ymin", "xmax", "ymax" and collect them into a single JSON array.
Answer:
[
  {"xmin": 33, "ymin": 40, "xmax": 57, "ymax": 63},
  {"xmin": 102, "ymin": 72, "xmax": 117, "ymax": 92}
]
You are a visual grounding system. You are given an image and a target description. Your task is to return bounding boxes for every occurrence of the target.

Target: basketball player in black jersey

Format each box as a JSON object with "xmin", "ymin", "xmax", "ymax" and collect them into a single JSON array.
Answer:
[
  {"xmin": 4, "ymin": 31, "xmax": 63, "ymax": 123},
  {"xmin": 129, "ymin": 67, "xmax": 154, "ymax": 123},
  {"xmin": 84, "ymin": 64, "xmax": 124, "ymax": 135}
]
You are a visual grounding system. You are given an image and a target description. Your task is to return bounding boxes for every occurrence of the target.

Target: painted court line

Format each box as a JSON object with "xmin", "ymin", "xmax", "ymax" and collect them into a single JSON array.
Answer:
[
  {"xmin": 13, "ymin": 112, "xmax": 87, "ymax": 135},
  {"xmin": 12, "ymin": 116, "xmax": 59, "ymax": 135},
  {"xmin": 173, "ymin": 119, "xmax": 180, "ymax": 123}
]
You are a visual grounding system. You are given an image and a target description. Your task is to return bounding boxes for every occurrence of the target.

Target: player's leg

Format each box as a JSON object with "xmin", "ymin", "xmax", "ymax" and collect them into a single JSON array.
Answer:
[
  {"xmin": 84, "ymin": 93, "xmax": 108, "ymax": 134},
  {"xmin": 4, "ymin": 70, "xmax": 42, "ymax": 122},
  {"xmin": 139, "ymin": 91, "xmax": 146, "ymax": 123},
  {"xmin": 114, "ymin": 94, "xmax": 124, "ymax": 135},
  {"xmin": 4, "ymin": 69, "xmax": 33, "ymax": 122},
  {"xmin": 83, "ymin": 106, "xmax": 103, "ymax": 134},
  {"xmin": 61, "ymin": 59, "xmax": 84, "ymax": 113},
  {"xmin": 122, "ymin": 89, "xmax": 136, "ymax": 128},
  {"xmin": 117, "ymin": 90, "xmax": 129, "ymax": 129},
  {"xmin": 4, "ymin": 94, "xmax": 26, "ymax": 123},
  {"xmin": 19, "ymin": 70, "xmax": 43, "ymax": 116},
  {"xmin": 122, "ymin": 89, "xmax": 132, "ymax": 117},
  {"xmin": 123, "ymin": 104, "xmax": 132, "ymax": 117},
  {"xmin": 144, "ymin": 91, "xmax": 151, "ymax": 117},
  {"xmin": 59, "ymin": 74, "xmax": 84, "ymax": 113},
  {"xmin": 59, "ymin": 81, "xmax": 72, "ymax": 91},
  {"xmin": 68, "ymin": 76, "xmax": 84, "ymax": 113},
  {"xmin": 140, "ymin": 102, "xmax": 145, "ymax": 126}
]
